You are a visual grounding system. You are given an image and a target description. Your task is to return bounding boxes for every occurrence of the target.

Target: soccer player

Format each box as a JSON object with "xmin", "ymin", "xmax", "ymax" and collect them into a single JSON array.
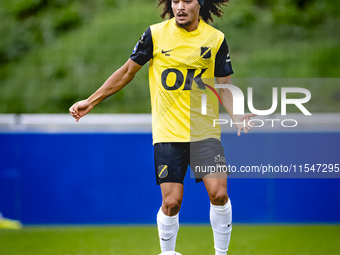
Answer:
[{"xmin": 69, "ymin": 0, "xmax": 255, "ymax": 254}]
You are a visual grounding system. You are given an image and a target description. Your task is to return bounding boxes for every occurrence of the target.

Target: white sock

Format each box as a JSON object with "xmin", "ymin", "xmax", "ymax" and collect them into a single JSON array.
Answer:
[
  {"xmin": 210, "ymin": 200, "xmax": 232, "ymax": 255},
  {"xmin": 157, "ymin": 207, "xmax": 179, "ymax": 252}
]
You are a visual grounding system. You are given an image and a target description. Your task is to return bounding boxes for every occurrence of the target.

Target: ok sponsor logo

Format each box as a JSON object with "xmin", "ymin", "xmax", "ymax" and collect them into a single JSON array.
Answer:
[
  {"xmin": 161, "ymin": 68, "xmax": 222, "ymax": 115},
  {"xmin": 161, "ymin": 68, "xmax": 208, "ymax": 91}
]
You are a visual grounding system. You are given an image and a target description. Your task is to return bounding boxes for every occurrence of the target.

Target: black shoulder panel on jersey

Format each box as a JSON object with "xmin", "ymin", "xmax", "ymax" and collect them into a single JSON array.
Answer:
[
  {"xmin": 130, "ymin": 27, "xmax": 153, "ymax": 66},
  {"xmin": 214, "ymin": 38, "xmax": 234, "ymax": 77}
]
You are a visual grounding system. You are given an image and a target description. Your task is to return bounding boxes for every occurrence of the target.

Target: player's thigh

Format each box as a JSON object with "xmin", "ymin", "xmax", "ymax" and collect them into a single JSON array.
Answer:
[
  {"xmin": 160, "ymin": 182, "xmax": 184, "ymax": 203},
  {"xmin": 160, "ymin": 182, "xmax": 184, "ymax": 215},
  {"xmin": 203, "ymin": 174, "xmax": 228, "ymax": 195},
  {"xmin": 203, "ymin": 174, "xmax": 228, "ymax": 205}
]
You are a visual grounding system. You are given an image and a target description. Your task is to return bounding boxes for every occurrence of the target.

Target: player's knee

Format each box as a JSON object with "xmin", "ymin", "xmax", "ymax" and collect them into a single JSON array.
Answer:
[
  {"xmin": 209, "ymin": 189, "xmax": 228, "ymax": 205},
  {"xmin": 163, "ymin": 197, "xmax": 182, "ymax": 215}
]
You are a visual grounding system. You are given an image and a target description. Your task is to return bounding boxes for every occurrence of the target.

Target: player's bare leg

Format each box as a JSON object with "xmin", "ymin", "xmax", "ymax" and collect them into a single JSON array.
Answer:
[
  {"xmin": 157, "ymin": 182, "xmax": 183, "ymax": 252},
  {"xmin": 204, "ymin": 173, "xmax": 232, "ymax": 255},
  {"xmin": 160, "ymin": 182, "xmax": 184, "ymax": 216}
]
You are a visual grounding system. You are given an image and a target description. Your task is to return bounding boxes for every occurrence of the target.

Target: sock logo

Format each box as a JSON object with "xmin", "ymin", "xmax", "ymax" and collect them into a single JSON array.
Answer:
[
  {"xmin": 158, "ymin": 165, "xmax": 168, "ymax": 178},
  {"xmin": 228, "ymin": 223, "xmax": 232, "ymax": 227},
  {"xmin": 161, "ymin": 234, "xmax": 175, "ymax": 241}
]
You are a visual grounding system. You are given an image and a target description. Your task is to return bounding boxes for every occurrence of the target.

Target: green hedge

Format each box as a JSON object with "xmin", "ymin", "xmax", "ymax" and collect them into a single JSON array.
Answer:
[
  {"xmin": 0, "ymin": 0, "xmax": 339, "ymax": 113},
  {"xmin": 0, "ymin": 0, "xmax": 116, "ymax": 64},
  {"xmin": 251, "ymin": 0, "xmax": 340, "ymax": 27}
]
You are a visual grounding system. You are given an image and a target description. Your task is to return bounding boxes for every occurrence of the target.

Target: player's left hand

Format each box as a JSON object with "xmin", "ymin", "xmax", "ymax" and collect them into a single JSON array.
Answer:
[{"xmin": 233, "ymin": 113, "xmax": 257, "ymax": 136}]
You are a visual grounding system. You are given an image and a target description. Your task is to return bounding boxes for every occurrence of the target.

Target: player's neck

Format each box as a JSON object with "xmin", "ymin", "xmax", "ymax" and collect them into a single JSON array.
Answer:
[
  {"xmin": 188, "ymin": 18, "xmax": 200, "ymax": 32},
  {"xmin": 178, "ymin": 19, "xmax": 200, "ymax": 32}
]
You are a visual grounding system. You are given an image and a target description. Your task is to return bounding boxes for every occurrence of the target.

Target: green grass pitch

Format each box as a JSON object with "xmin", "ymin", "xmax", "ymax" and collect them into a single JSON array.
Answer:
[{"xmin": 1, "ymin": 225, "xmax": 340, "ymax": 255}]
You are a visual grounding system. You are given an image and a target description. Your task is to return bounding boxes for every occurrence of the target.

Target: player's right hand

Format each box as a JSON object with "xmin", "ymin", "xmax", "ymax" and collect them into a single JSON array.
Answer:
[{"xmin": 69, "ymin": 100, "xmax": 93, "ymax": 122}]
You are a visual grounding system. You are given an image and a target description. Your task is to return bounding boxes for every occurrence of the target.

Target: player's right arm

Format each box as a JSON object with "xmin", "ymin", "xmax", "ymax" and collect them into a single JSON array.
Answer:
[
  {"xmin": 69, "ymin": 59, "xmax": 142, "ymax": 122},
  {"xmin": 70, "ymin": 27, "xmax": 152, "ymax": 121}
]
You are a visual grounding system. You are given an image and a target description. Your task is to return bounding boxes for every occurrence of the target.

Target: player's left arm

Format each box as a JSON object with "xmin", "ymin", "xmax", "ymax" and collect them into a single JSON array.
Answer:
[{"xmin": 216, "ymin": 76, "xmax": 256, "ymax": 136}]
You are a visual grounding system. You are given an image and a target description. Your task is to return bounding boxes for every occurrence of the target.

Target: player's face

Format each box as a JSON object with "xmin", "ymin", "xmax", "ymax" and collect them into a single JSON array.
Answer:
[{"xmin": 172, "ymin": 0, "xmax": 201, "ymax": 32}]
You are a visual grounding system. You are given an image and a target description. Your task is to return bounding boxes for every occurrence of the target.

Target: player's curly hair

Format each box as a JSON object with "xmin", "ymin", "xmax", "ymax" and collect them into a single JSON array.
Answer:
[{"xmin": 157, "ymin": 0, "xmax": 230, "ymax": 24}]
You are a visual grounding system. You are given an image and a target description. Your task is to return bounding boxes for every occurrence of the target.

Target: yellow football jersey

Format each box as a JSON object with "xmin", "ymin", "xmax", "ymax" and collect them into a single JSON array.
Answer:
[{"xmin": 130, "ymin": 18, "xmax": 233, "ymax": 144}]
